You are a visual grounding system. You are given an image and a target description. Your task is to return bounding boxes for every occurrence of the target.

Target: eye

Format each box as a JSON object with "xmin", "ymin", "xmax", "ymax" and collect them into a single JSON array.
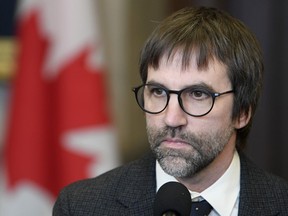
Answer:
[
  {"xmin": 148, "ymin": 86, "xmax": 166, "ymax": 97},
  {"xmin": 193, "ymin": 90, "xmax": 206, "ymax": 98},
  {"xmin": 186, "ymin": 89, "xmax": 210, "ymax": 100}
]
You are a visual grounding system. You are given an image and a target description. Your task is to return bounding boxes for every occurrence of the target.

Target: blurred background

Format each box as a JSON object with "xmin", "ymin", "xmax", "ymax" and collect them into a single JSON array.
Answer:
[{"xmin": 0, "ymin": 0, "xmax": 287, "ymax": 215}]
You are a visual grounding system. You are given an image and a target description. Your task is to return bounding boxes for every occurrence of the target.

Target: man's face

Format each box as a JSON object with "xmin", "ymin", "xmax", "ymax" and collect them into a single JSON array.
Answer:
[{"xmin": 146, "ymin": 53, "xmax": 238, "ymax": 178}]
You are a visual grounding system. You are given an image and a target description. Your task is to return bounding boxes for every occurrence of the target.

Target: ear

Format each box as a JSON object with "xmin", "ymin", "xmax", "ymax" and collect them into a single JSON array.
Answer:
[{"xmin": 234, "ymin": 107, "xmax": 252, "ymax": 129}]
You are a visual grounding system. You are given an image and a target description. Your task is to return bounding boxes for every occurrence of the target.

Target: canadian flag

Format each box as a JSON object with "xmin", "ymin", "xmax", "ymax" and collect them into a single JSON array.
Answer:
[{"xmin": 0, "ymin": 0, "xmax": 119, "ymax": 215}]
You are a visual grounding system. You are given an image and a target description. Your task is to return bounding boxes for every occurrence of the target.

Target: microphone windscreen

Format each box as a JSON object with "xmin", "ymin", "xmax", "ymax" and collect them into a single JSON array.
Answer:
[{"xmin": 154, "ymin": 182, "xmax": 191, "ymax": 216}]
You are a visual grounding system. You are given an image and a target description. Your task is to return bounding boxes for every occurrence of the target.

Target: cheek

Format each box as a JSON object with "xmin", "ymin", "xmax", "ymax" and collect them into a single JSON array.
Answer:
[
  {"xmin": 145, "ymin": 113, "xmax": 159, "ymax": 127},
  {"xmin": 186, "ymin": 110, "xmax": 234, "ymax": 133},
  {"xmin": 211, "ymin": 98, "xmax": 234, "ymax": 120},
  {"xmin": 145, "ymin": 113, "xmax": 169, "ymax": 133}
]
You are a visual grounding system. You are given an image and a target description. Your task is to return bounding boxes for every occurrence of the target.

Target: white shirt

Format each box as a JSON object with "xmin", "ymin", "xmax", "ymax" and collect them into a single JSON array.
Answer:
[{"xmin": 156, "ymin": 151, "xmax": 240, "ymax": 216}]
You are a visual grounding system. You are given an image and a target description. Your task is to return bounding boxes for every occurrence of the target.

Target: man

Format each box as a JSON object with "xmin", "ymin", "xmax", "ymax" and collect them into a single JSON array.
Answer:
[{"xmin": 53, "ymin": 7, "xmax": 288, "ymax": 216}]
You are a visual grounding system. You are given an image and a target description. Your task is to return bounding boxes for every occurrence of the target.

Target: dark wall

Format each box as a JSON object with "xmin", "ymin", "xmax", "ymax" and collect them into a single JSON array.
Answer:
[{"xmin": 0, "ymin": 0, "xmax": 17, "ymax": 36}]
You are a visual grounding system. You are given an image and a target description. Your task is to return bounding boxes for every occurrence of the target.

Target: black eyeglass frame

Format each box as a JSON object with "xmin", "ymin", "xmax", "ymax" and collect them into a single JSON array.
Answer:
[{"xmin": 132, "ymin": 84, "xmax": 234, "ymax": 117}]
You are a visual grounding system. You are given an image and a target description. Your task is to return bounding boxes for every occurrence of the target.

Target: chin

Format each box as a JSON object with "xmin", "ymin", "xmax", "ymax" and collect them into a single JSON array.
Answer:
[{"xmin": 158, "ymin": 156, "xmax": 196, "ymax": 178}]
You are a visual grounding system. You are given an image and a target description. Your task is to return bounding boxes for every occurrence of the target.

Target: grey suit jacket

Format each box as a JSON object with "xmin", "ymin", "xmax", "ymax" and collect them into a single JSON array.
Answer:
[{"xmin": 53, "ymin": 151, "xmax": 288, "ymax": 215}]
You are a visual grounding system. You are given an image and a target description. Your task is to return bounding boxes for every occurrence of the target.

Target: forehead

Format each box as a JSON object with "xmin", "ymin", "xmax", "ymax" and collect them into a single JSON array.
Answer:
[{"xmin": 147, "ymin": 52, "xmax": 231, "ymax": 90}]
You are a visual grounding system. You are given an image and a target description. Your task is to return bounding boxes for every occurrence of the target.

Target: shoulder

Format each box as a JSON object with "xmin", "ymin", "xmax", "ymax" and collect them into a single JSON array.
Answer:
[
  {"xmin": 239, "ymin": 152, "xmax": 288, "ymax": 214},
  {"xmin": 53, "ymin": 152, "xmax": 156, "ymax": 215},
  {"xmin": 240, "ymin": 152, "xmax": 288, "ymax": 191}
]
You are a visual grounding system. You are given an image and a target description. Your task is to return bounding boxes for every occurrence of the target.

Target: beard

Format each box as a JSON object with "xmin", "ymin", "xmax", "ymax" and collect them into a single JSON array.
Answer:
[{"xmin": 147, "ymin": 125, "xmax": 234, "ymax": 178}]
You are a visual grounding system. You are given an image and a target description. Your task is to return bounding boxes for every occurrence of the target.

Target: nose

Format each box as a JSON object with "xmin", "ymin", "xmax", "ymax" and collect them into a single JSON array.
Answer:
[{"xmin": 163, "ymin": 95, "xmax": 188, "ymax": 128}]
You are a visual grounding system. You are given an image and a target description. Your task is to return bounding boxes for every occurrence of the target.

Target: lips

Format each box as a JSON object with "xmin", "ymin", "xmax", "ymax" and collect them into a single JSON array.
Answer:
[{"xmin": 161, "ymin": 138, "xmax": 191, "ymax": 149}]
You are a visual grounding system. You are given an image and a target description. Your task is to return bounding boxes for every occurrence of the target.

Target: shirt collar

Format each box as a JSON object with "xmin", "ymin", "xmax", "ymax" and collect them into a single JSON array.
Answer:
[{"xmin": 156, "ymin": 151, "xmax": 240, "ymax": 216}]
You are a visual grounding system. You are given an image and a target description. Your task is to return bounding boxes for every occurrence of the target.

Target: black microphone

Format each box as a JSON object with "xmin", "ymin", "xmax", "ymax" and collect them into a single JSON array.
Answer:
[{"xmin": 154, "ymin": 182, "xmax": 192, "ymax": 216}]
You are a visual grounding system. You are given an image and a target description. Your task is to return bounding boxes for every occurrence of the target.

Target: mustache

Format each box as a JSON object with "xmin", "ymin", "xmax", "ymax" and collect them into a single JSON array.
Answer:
[
  {"xmin": 153, "ymin": 126, "xmax": 182, "ymax": 140},
  {"xmin": 162, "ymin": 126, "xmax": 178, "ymax": 138}
]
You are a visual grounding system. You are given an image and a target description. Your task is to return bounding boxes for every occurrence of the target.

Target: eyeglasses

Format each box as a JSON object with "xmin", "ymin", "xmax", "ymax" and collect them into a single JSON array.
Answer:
[{"xmin": 133, "ymin": 84, "xmax": 234, "ymax": 117}]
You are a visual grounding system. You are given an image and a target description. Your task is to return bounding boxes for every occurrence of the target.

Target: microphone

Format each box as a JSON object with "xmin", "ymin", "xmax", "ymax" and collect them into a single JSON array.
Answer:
[{"xmin": 154, "ymin": 182, "xmax": 192, "ymax": 216}]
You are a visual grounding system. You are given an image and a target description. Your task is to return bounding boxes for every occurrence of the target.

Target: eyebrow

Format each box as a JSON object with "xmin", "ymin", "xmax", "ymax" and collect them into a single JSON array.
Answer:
[{"xmin": 145, "ymin": 80, "xmax": 216, "ymax": 92}]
